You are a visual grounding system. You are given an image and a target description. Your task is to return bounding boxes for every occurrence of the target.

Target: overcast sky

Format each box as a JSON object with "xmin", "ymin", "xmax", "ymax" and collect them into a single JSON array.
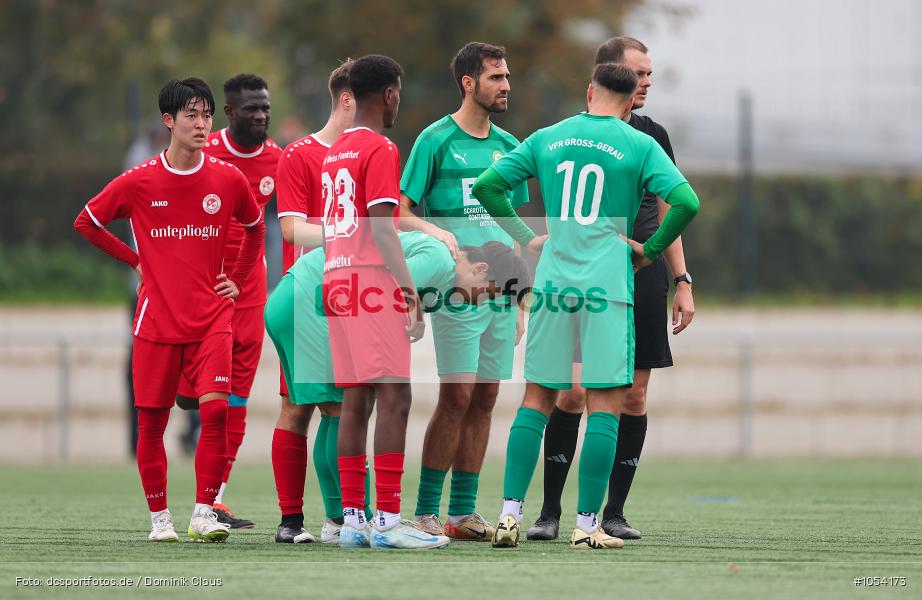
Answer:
[{"xmin": 623, "ymin": 0, "xmax": 922, "ymax": 173}]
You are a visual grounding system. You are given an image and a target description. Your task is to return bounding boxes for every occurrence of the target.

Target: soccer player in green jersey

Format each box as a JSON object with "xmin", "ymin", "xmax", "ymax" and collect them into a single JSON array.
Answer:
[
  {"xmin": 472, "ymin": 63, "xmax": 700, "ymax": 549},
  {"xmin": 264, "ymin": 231, "xmax": 529, "ymax": 539},
  {"xmin": 398, "ymin": 42, "xmax": 530, "ymax": 541}
]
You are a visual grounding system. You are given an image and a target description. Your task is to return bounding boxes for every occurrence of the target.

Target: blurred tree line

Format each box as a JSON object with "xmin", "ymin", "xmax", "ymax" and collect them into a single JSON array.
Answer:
[{"xmin": 1, "ymin": 0, "xmax": 920, "ymax": 302}]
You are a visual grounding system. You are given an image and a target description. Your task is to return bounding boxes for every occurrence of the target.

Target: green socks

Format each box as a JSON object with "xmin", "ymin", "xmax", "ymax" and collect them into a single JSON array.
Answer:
[
  {"xmin": 448, "ymin": 470, "xmax": 479, "ymax": 517},
  {"xmin": 313, "ymin": 415, "xmax": 342, "ymax": 520},
  {"xmin": 415, "ymin": 467, "xmax": 479, "ymax": 517},
  {"xmin": 318, "ymin": 414, "xmax": 372, "ymax": 521},
  {"xmin": 576, "ymin": 412, "xmax": 619, "ymax": 514},
  {"xmin": 503, "ymin": 407, "xmax": 549, "ymax": 501},
  {"xmin": 415, "ymin": 466, "xmax": 447, "ymax": 516}
]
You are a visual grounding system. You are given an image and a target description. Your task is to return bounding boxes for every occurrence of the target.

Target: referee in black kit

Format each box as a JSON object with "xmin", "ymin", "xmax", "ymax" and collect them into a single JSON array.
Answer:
[{"xmin": 527, "ymin": 36, "xmax": 696, "ymax": 541}]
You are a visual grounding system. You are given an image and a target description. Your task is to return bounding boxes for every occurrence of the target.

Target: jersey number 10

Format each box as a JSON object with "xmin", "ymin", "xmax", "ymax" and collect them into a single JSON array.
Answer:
[{"xmin": 557, "ymin": 161, "xmax": 604, "ymax": 225}]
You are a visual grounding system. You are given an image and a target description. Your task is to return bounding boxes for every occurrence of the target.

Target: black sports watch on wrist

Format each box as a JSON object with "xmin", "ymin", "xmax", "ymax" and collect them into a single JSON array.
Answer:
[{"xmin": 674, "ymin": 273, "xmax": 693, "ymax": 286}]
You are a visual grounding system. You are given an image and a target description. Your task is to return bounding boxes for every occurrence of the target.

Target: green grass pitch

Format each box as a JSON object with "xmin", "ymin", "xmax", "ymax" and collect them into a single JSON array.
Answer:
[{"xmin": 1, "ymin": 459, "xmax": 920, "ymax": 599}]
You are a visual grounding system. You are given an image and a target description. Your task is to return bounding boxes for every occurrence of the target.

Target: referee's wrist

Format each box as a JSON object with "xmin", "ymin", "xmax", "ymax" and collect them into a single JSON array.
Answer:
[{"xmin": 673, "ymin": 272, "xmax": 693, "ymax": 288}]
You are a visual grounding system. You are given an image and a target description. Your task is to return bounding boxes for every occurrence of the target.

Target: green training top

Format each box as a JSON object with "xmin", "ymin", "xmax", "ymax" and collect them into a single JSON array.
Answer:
[
  {"xmin": 401, "ymin": 115, "xmax": 529, "ymax": 247},
  {"xmin": 489, "ymin": 113, "xmax": 687, "ymax": 304}
]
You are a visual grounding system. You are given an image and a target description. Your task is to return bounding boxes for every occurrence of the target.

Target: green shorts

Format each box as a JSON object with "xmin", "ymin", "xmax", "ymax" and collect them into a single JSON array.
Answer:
[
  {"xmin": 264, "ymin": 273, "xmax": 342, "ymax": 405},
  {"xmin": 524, "ymin": 293, "xmax": 634, "ymax": 390},
  {"xmin": 430, "ymin": 301, "xmax": 518, "ymax": 381}
]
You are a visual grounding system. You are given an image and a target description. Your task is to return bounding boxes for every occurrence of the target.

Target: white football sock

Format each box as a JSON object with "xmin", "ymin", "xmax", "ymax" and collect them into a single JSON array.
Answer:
[
  {"xmin": 193, "ymin": 503, "xmax": 213, "ymax": 517},
  {"xmin": 501, "ymin": 499, "xmax": 523, "ymax": 523},
  {"xmin": 151, "ymin": 509, "xmax": 169, "ymax": 524},
  {"xmin": 376, "ymin": 510, "xmax": 400, "ymax": 531},
  {"xmin": 576, "ymin": 511, "xmax": 598, "ymax": 533},
  {"xmin": 343, "ymin": 507, "xmax": 366, "ymax": 529},
  {"xmin": 214, "ymin": 482, "xmax": 226, "ymax": 505},
  {"xmin": 446, "ymin": 514, "xmax": 471, "ymax": 525}
]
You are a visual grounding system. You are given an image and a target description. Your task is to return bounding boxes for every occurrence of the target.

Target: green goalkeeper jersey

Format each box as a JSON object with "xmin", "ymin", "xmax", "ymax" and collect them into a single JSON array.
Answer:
[
  {"xmin": 401, "ymin": 115, "xmax": 529, "ymax": 247},
  {"xmin": 491, "ymin": 112, "xmax": 687, "ymax": 304}
]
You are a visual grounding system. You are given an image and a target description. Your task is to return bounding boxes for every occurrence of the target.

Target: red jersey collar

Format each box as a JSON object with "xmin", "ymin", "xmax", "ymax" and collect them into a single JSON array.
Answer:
[
  {"xmin": 310, "ymin": 134, "xmax": 332, "ymax": 148},
  {"xmin": 159, "ymin": 151, "xmax": 205, "ymax": 175},
  {"xmin": 220, "ymin": 127, "xmax": 264, "ymax": 158}
]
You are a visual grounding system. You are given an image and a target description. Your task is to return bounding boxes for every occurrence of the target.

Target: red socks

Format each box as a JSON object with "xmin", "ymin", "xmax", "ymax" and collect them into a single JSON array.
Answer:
[
  {"xmin": 339, "ymin": 454, "xmax": 405, "ymax": 515},
  {"xmin": 272, "ymin": 428, "xmax": 307, "ymax": 516},
  {"xmin": 374, "ymin": 453, "xmax": 404, "ymax": 514},
  {"xmin": 195, "ymin": 400, "xmax": 228, "ymax": 505},
  {"xmin": 338, "ymin": 454, "xmax": 367, "ymax": 513},
  {"xmin": 136, "ymin": 407, "xmax": 170, "ymax": 512},
  {"xmin": 223, "ymin": 406, "xmax": 247, "ymax": 483}
]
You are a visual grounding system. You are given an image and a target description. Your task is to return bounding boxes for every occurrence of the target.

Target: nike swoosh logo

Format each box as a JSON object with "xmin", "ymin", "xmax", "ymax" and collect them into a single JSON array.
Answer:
[
  {"xmin": 407, "ymin": 534, "xmax": 440, "ymax": 542},
  {"xmin": 463, "ymin": 526, "xmax": 487, "ymax": 537}
]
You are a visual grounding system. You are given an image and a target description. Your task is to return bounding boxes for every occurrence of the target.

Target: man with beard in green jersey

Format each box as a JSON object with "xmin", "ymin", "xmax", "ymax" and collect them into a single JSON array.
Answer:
[{"xmin": 399, "ymin": 42, "xmax": 530, "ymax": 541}]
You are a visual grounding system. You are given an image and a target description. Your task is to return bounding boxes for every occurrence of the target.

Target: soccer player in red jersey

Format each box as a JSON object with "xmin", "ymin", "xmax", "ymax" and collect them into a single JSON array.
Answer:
[
  {"xmin": 178, "ymin": 74, "xmax": 281, "ymax": 530},
  {"xmin": 73, "ymin": 78, "xmax": 265, "ymax": 543},
  {"xmin": 272, "ymin": 61, "xmax": 358, "ymax": 544},
  {"xmin": 322, "ymin": 55, "xmax": 448, "ymax": 549}
]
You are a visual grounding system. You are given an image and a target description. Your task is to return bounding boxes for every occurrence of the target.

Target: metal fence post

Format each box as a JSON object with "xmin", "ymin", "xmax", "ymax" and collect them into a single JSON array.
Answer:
[
  {"xmin": 738, "ymin": 339, "xmax": 753, "ymax": 457},
  {"xmin": 58, "ymin": 338, "xmax": 70, "ymax": 463}
]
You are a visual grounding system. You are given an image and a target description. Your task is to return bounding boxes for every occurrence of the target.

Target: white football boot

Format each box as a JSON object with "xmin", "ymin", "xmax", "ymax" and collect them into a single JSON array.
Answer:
[
  {"xmin": 187, "ymin": 507, "xmax": 231, "ymax": 543},
  {"xmin": 148, "ymin": 509, "xmax": 179, "ymax": 542}
]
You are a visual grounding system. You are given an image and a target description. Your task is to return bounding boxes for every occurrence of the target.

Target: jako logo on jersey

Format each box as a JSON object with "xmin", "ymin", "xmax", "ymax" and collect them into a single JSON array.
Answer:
[
  {"xmin": 214, "ymin": 375, "xmax": 229, "ymax": 383},
  {"xmin": 151, "ymin": 200, "xmax": 168, "ymax": 207},
  {"xmin": 149, "ymin": 224, "xmax": 222, "ymax": 240},
  {"xmin": 202, "ymin": 194, "xmax": 222, "ymax": 214},
  {"xmin": 259, "ymin": 176, "xmax": 275, "ymax": 196},
  {"xmin": 146, "ymin": 491, "xmax": 165, "ymax": 499}
]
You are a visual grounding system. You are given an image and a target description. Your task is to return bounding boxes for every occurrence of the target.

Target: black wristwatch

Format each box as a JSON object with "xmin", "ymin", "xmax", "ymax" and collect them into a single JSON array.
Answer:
[{"xmin": 674, "ymin": 272, "xmax": 693, "ymax": 286}]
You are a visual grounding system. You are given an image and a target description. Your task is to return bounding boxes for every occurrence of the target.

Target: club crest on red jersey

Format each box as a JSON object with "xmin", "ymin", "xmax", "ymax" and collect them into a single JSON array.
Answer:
[
  {"xmin": 259, "ymin": 176, "xmax": 275, "ymax": 196},
  {"xmin": 202, "ymin": 194, "xmax": 221, "ymax": 215}
]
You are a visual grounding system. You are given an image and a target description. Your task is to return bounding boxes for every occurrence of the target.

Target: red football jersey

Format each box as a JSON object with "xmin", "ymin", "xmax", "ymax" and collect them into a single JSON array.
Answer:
[
  {"xmin": 276, "ymin": 134, "xmax": 331, "ymax": 273},
  {"xmin": 205, "ymin": 128, "xmax": 281, "ymax": 308},
  {"xmin": 84, "ymin": 152, "xmax": 262, "ymax": 343},
  {"xmin": 321, "ymin": 127, "xmax": 401, "ymax": 274}
]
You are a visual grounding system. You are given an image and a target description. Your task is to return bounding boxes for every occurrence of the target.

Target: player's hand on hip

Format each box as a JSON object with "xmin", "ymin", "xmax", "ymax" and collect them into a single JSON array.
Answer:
[
  {"xmin": 618, "ymin": 234, "xmax": 653, "ymax": 272},
  {"xmin": 525, "ymin": 234, "xmax": 548, "ymax": 257},
  {"xmin": 430, "ymin": 227, "xmax": 460, "ymax": 259},
  {"xmin": 214, "ymin": 274, "xmax": 240, "ymax": 300},
  {"xmin": 672, "ymin": 283, "xmax": 695, "ymax": 335},
  {"xmin": 134, "ymin": 265, "xmax": 144, "ymax": 295}
]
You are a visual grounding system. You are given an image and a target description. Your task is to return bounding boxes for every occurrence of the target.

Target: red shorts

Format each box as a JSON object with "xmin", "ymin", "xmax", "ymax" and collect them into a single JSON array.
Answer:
[
  {"xmin": 133, "ymin": 332, "xmax": 232, "ymax": 408},
  {"xmin": 229, "ymin": 304, "xmax": 264, "ymax": 397},
  {"xmin": 178, "ymin": 306, "xmax": 264, "ymax": 399},
  {"xmin": 279, "ymin": 367, "xmax": 290, "ymax": 397},
  {"xmin": 323, "ymin": 268, "xmax": 411, "ymax": 386}
]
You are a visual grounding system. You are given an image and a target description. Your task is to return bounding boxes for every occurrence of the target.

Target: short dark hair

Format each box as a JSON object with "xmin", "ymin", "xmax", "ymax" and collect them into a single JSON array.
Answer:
[
  {"xmin": 463, "ymin": 242, "xmax": 532, "ymax": 297},
  {"xmin": 348, "ymin": 55, "xmax": 403, "ymax": 100},
  {"xmin": 594, "ymin": 36, "xmax": 648, "ymax": 65},
  {"xmin": 592, "ymin": 63, "xmax": 638, "ymax": 95},
  {"xmin": 329, "ymin": 59, "xmax": 353, "ymax": 97},
  {"xmin": 450, "ymin": 42, "xmax": 506, "ymax": 99},
  {"xmin": 158, "ymin": 78, "xmax": 215, "ymax": 118},
  {"xmin": 223, "ymin": 73, "xmax": 268, "ymax": 98}
]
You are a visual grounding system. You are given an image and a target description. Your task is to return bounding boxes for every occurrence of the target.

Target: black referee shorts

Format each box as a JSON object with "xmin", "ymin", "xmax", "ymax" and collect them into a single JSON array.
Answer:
[
  {"xmin": 570, "ymin": 256, "xmax": 673, "ymax": 371},
  {"xmin": 632, "ymin": 256, "xmax": 673, "ymax": 369}
]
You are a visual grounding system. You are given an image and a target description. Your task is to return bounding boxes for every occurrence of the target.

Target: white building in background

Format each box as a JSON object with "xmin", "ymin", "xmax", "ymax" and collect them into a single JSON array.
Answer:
[{"xmin": 622, "ymin": 0, "xmax": 922, "ymax": 174}]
